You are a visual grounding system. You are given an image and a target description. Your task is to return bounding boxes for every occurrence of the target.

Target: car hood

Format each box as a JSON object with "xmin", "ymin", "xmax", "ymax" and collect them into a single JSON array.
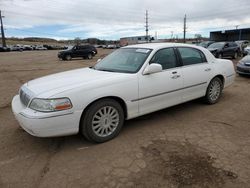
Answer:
[
  {"xmin": 25, "ymin": 67, "xmax": 130, "ymax": 97},
  {"xmin": 59, "ymin": 49, "xmax": 72, "ymax": 53},
  {"xmin": 208, "ymin": 47, "xmax": 219, "ymax": 51}
]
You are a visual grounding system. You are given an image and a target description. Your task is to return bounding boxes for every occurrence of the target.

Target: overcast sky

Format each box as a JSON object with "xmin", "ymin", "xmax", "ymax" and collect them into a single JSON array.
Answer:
[{"xmin": 1, "ymin": 0, "xmax": 250, "ymax": 40}]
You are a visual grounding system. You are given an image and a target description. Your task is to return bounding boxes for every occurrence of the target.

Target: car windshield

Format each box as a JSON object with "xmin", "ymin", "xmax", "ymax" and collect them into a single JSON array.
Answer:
[
  {"xmin": 198, "ymin": 42, "xmax": 209, "ymax": 47},
  {"xmin": 94, "ymin": 48, "xmax": 152, "ymax": 73},
  {"xmin": 208, "ymin": 42, "xmax": 225, "ymax": 48},
  {"xmin": 66, "ymin": 46, "xmax": 74, "ymax": 50}
]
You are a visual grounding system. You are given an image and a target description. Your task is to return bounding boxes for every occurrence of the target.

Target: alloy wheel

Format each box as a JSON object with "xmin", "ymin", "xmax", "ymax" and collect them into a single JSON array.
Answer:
[
  {"xmin": 209, "ymin": 80, "xmax": 221, "ymax": 101},
  {"xmin": 91, "ymin": 106, "xmax": 119, "ymax": 137}
]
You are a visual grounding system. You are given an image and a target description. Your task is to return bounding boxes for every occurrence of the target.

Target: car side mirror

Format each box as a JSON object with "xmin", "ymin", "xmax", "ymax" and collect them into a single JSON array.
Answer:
[{"xmin": 143, "ymin": 63, "xmax": 162, "ymax": 75}]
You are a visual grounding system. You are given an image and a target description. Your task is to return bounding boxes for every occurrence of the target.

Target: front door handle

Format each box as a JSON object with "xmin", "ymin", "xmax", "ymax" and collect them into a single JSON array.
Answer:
[
  {"xmin": 171, "ymin": 75, "xmax": 181, "ymax": 79},
  {"xmin": 205, "ymin": 68, "xmax": 211, "ymax": 72}
]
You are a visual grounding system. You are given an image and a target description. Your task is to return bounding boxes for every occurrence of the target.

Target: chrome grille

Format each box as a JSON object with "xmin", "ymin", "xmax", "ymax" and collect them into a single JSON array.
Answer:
[{"xmin": 19, "ymin": 87, "xmax": 32, "ymax": 107}]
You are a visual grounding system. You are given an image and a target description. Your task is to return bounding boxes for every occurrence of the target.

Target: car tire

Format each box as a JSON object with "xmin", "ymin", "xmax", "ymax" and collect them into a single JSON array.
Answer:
[
  {"xmin": 87, "ymin": 53, "xmax": 93, "ymax": 59},
  {"xmin": 81, "ymin": 99, "xmax": 124, "ymax": 143},
  {"xmin": 233, "ymin": 52, "xmax": 238, "ymax": 59},
  {"xmin": 65, "ymin": 54, "xmax": 72, "ymax": 61},
  {"xmin": 204, "ymin": 77, "xmax": 223, "ymax": 104}
]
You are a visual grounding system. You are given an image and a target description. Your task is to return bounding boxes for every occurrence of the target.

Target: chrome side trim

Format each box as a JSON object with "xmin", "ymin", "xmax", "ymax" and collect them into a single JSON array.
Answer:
[
  {"xmin": 226, "ymin": 74, "xmax": 235, "ymax": 78},
  {"xmin": 131, "ymin": 82, "xmax": 207, "ymax": 102}
]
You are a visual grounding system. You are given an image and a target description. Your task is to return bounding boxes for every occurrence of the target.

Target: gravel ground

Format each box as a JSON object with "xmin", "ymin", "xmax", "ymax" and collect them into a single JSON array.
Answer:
[{"xmin": 0, "ymin": 50, "xmax": 250, "ymax": 188}]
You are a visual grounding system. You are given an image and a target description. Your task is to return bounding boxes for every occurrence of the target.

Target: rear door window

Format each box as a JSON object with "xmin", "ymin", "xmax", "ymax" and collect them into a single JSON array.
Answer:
[{"xmin": 177, "ymin": 47, "xmax": 206, "ymax": 66}]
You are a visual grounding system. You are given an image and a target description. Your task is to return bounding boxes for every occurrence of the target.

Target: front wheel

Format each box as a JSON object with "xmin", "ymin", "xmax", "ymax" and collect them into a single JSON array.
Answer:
[
  {"xmin": 65, "ymin": 54, "xmax": 72, "ymax": 61},
  {"xmin": 87, "ymin": 53, "xmax": 93, "ymax": 59},
  {"xmin": 204, "ymin": 77, "xmax": 223, "ymax": 104},
  {"xmin": 81, "ymin": 99, "xmax": 124, "ymax": 143}
]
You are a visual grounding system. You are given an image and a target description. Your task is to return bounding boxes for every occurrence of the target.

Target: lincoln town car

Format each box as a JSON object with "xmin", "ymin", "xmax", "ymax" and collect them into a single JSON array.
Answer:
[{"xmin": 12, "ymin": 43, "xmax": 235, "ymax": 142}]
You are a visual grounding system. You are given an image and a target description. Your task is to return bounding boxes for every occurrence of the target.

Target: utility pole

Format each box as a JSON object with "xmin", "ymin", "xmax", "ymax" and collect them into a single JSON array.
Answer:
[
  {"xmin": 183, "ymin": 14, "xmax": 187, "ymax": 43},
  {"xmin": 0, "ymin": 10, "xmax": 6, "ymax": 47},
  {"xmin": 145, "ymin": 10, "xmax": 149, "ymax": 42}
]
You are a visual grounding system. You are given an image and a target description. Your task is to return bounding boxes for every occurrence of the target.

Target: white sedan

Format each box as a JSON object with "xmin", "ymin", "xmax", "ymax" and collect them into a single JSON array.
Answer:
[{"xmin": 12, "ymin": 43, "xmax": 235, "ymax": 142}]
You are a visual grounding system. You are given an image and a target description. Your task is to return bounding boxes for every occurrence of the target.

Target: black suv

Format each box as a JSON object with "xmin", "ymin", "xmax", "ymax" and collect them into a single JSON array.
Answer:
[
  {"xmin": 58, "ymin": 45, "xmax": 97, "ymax": 60},
  {"xmin": 207, "ymin": 42, "xmax": 240, "ymax": 59}
]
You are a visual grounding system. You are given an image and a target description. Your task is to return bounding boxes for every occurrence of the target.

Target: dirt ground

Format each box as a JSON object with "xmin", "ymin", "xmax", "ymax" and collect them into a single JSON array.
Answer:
[{"xmin": 0, "ymin": 49, "xmax": 250, "ymax": 188}]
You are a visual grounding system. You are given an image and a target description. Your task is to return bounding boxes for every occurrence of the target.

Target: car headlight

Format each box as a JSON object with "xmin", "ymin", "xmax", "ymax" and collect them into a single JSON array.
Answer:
[{"xmin": 29, "ymin": 98, "xmax": 72, "ymax": 112}]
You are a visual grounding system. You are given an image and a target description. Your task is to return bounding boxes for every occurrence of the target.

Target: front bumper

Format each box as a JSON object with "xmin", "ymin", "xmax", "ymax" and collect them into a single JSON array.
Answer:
[
  {"xmin": 11, "ymin": 95, "xmax": 81, "ymax": 137},
  {"xmin": 236, "ymin": 64, "xmax": 250, "ymax": 75},
  {"xmin": 58, "ymin": 53, "xmax": 63, "ymax": 58}
]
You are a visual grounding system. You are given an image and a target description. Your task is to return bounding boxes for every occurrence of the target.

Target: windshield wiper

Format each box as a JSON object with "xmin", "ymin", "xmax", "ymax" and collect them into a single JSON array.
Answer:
[{"xmin": 96, "ymin": 68, "xmax": 116, "ymax": 72}]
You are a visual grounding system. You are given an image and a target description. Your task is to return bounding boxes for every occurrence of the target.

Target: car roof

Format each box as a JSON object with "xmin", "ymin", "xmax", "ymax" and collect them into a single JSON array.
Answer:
[{"xmin": 122, "ymin": 42, "xmax": 203, "ymax": 50}]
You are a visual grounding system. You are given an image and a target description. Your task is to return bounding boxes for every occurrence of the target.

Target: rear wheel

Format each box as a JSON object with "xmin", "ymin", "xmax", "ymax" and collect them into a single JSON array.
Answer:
[
  {"xmin": 204, "ymin": 77, "xmax": 223, "ymax": 104},
  {"xmin": 81, "ymin": 99, "xmax": 124, "ymax": 143}
]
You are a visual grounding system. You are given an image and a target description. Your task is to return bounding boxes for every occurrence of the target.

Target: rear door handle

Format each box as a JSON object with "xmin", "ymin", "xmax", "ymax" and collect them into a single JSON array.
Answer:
[
  {"xmin": 171, "ymin": 75, "xmax": 181, "ymax": 79},
  {"xmin": 205, "ymin": 68, "xmax": 211, "ymax": 72}
]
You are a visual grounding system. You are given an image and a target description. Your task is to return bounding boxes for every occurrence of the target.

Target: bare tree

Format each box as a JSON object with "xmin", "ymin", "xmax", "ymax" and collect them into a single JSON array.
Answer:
[{"xmin": 194, "ymin": 34, "xmax": 202, "ymax": 42}]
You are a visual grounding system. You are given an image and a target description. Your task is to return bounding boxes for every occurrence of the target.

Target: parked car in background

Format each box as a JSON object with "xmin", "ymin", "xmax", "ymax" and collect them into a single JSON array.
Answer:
[
  {"xmin": 236, "ymin": 55, "xmax": 250, "ymax": 76},
  {"xmin": 243, "ymin": 45, "xmax": 250, "ymax": 56},
  {"xmin": 235, "ymin": 40, "xmax": 249, "ymax": 55},
  {"xmin": 11, "ymin": 44, "xmax": 24, "ymax": 51},
  {"xmin": 107, "ymin": 44, "xmax": 117, "ymax": 49},
  {"xmin": 0, "ymin": 46, "xmax": 11, "ymax": 52},
  {"xmin": 35, "ymin": 46, "xmax": 47, "ymax": 50},
  {"xmin": 197, "ymin": 41, "xmax": 215, "ymax": 48},
  {"xmin": 12, "ymin": 43, "xmax": 235, "ymax": 142},
  {"xmin": 23, "ymin": 45, "xmax": 33, "ymax": 51},
  {"xmin": 207, "ymin": 42, "xmax": 240, "ymax": 59},
  {"xmin": 58, "ymin": 45, "xmax": 97, "ymax": 60}
]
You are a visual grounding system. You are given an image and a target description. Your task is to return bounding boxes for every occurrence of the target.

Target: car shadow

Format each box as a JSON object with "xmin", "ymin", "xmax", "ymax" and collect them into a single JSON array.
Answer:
[
  {"xmin": 123, "ymin": 98, "xmax": 204, "ymax": 132},
  {"xmin": 14, "ymin": 98, "xmax": 219, "ymax": 151}
]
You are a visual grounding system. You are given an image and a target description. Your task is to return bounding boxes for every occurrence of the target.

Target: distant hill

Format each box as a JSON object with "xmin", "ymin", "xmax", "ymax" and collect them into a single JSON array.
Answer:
[
  {"xmin": 7, "ymin": 37, "xmax": 57, "ymax": 43},
  {"xmin": 23, "ymin": 37, "xmax": 57, "ymax": 42},
  {"xmin": 5, "ymin": 37, "xmax": 119, "ymax": 46}
]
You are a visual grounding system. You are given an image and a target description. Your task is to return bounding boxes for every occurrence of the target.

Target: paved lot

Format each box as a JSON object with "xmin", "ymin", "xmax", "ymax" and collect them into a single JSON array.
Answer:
[{"xmin": 0, "ymin": 50, "xmax": 250, "ymax": 188}]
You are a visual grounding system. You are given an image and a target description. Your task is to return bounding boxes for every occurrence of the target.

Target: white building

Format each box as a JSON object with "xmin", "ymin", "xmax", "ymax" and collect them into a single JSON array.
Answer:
[{"xmin": 120, "ymin": 36, "xmax": 150, "ymax": 46}]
